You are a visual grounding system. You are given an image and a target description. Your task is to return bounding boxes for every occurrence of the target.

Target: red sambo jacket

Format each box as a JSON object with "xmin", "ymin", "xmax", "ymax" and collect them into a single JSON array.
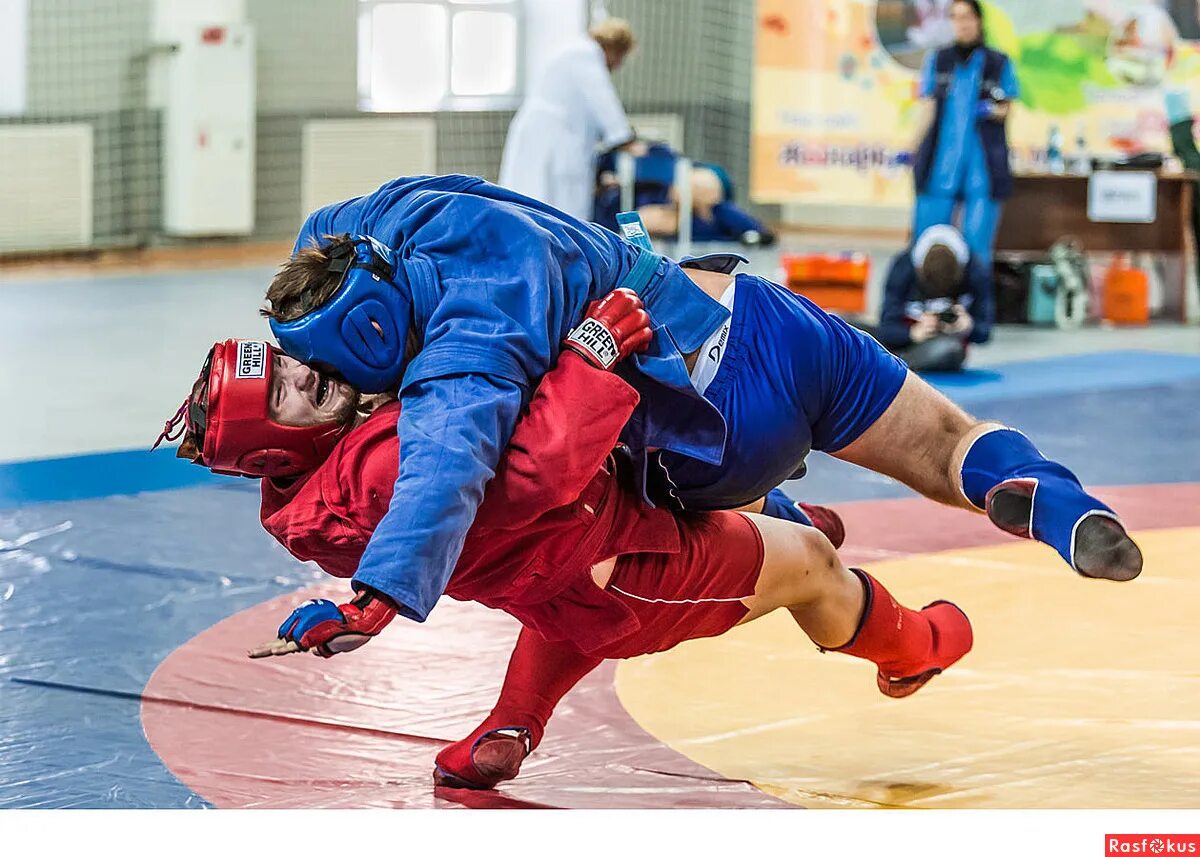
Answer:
[{"xmin": 259, "ymin": 353, "xmax": 683, "ymax": 653}]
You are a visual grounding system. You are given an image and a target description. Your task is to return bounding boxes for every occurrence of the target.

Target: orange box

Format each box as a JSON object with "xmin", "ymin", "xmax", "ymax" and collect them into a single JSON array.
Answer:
[
  {"xmin": 790, "ymin": 281, "xmax": 868, "ymax": 313},
  {"xmin": 1102, "ymin": 261, "xmax": 1149, "ymax": 325},
  {"xmin": 782, "ymin": 253, "xmax": 869, "ymax": 313}
]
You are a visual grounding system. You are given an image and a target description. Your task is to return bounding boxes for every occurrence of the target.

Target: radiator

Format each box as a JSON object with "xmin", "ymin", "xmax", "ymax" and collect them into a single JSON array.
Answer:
[
  {"xmin": 0, "ymin": 124, "xmax": 93, "ymax": 253},
  {"xmin": 301, "ymin": 118, "xmax": 437, "ymax": 219}
]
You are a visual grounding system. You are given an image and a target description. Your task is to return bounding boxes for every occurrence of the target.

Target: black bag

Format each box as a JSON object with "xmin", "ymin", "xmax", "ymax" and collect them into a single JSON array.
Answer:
[{"xmin": 992, "ymin": 260, "xmax": 1031, "ymax": 324}]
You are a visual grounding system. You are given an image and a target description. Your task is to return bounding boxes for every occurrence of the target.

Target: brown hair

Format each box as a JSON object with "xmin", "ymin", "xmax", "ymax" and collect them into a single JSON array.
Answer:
[
  {"xmin": 176, "ymin": 433, "xmax": 201, "ymax": 462},
  {"xmin": 952, "ymin": 0, "xmax": 984, "ymax": 22},
  {"xmin": 589, "ymin": 18, "xmax": 636, "ymax": 58},
  {"xmin": 952, "ymin": 0, "xmax": 986, "ymax": 41},
  {"xmin": 260, "ymin": 234, "xmax": 356, "ymax": 323},
  {"xmin": 173, "ymin": 356, "xmax": 212, "ymax": 464},
  {"xmin": 919, "ymin": 243, "xmax": 964, "ymax": 300}
]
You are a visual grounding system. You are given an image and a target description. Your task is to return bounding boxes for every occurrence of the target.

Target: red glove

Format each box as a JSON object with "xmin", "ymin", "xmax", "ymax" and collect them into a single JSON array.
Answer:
[
  {"xmin": 279, "ymin": 589, "xmax": 398, "ymax": 658},
  {"xmin": 562, "ymin": 288, "xmax": 653, "ymax": 370}
]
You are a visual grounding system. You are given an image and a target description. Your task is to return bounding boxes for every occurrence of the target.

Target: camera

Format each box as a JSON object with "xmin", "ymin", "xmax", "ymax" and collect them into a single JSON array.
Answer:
[{"xmin": 937, "ymin": 308, "xmax": 958, "ymax": 325}]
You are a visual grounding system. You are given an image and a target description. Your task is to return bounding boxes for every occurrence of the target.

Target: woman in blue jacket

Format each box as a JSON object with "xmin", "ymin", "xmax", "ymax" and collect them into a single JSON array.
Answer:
[{"xmin": 911, "ymin": 0, "xmax": 1019, "ymax": 269}]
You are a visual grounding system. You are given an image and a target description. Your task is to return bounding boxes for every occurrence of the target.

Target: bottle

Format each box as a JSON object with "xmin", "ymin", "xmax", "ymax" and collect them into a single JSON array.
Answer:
[
  {"xmin": 1047, "ymin": 124, "xmax": 1065, "ymax": 175},
  {"xmin": 1073, "ymin": 122, "xmax": 1090, "ymax": 175}
]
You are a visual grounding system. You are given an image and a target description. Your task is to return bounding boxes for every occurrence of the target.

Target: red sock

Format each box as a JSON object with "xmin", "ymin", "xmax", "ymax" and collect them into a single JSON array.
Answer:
[
  {"xmin": 435, "ymin": 628, "xmax": 602, "ymax": 788},
  {"xmin": 834, "ymin": 569, "xmax": 972, "ymax": 694}
]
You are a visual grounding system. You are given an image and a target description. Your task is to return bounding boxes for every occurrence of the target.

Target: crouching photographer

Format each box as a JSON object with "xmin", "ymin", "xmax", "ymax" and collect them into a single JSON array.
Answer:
[{"xmin": 876, "ymin": 224, "xmax": 994, "ymax": 373}]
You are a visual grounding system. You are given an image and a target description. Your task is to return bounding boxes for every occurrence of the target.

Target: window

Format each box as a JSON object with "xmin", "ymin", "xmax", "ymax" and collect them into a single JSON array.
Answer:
[
  {"xmin": 358, "ymin": 0, "xmax": 522, "ymax": 112},
  {"xmin": 0, "ymin": 0, "xmax": 28, "ymax": 115}
]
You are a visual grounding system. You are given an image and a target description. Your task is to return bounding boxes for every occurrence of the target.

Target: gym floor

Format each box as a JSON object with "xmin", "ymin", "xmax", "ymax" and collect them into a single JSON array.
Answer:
[{"xmin": 2, "ymin": 249, "xmax": 1198, "ymax": 809}]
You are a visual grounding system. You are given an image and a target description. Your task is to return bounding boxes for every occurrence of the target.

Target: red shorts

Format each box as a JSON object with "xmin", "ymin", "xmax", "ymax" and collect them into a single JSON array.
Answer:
[{"xmin": 592, "ymin": 511, "xmax": 764, "ymax": 660}]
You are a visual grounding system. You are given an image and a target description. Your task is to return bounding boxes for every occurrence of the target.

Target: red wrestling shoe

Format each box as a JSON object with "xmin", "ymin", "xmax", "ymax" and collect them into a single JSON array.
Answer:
[
  {"xmin": 875, "ymin": 600, "xmax": 973, "ymax": 698},
  {"xmin": 835, "ymin": 570, "xmax": 973, "ymax": 699},
  {"xmin": 433, "ymin": 727, "xmax": 532, "ymax": 790},
  {"xmin": 797, "ymin": 502, "xmax": 846, "ymax": 549}
]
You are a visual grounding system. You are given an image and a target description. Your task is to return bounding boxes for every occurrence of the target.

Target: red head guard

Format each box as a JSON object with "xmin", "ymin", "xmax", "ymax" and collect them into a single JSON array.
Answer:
[{"xmin": 154, "ymin": 339, "xmax": 352, "ymax": 479}]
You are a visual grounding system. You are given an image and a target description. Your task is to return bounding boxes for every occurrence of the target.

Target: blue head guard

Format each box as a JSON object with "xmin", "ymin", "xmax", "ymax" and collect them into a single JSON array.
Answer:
[{"xmin": 269, "ymin": 235, "xmax": 411, "ymax": 393}]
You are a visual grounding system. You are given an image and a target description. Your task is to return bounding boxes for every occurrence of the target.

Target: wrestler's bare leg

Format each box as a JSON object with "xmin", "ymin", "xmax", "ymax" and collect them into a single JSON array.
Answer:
[
  {"xmin": 683, "ymin": 166, "xmax": 725, "ymax": 222},
  {"xmin": 639, "ymin": 204, "xmax": 679, "ymax": 238},
  {"xmin": 735, "ymin": 512, "xmax": 972, "ymax": 696},
  {"xmin": 832, "ymin": 372, "xmax": 1141, "ymax": 580},
  {"xmin": 636, "ymin": 168, "xmax": 727, "ymax": 238},
  {"xmin": 735, "ymin": 513, "xmax": 861, "ymax": 646},
  {"xmin": 832, "ymin": 371, "xmax": 982, "ymax": 510}
]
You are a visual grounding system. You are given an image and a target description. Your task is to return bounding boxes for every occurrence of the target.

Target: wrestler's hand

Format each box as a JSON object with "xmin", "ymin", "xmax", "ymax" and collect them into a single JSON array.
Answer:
[
  {"xmin": 249, "ymin": 589, "xmax": 398, "ymax": 659},
  {"xmin": 563, "ymin": 288, "xmax": 653, "ymax": 371}
]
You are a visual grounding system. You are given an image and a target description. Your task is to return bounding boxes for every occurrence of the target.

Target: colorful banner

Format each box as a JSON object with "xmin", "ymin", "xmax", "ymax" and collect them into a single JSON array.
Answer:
[{"xmin": 751, "ymin": 0, "xmax": 1200, "ymax": 205}]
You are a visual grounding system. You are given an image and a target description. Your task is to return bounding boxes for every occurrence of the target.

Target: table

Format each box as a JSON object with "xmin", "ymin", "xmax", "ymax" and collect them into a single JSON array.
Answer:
[{"xmin": 995, "ymin": 171, "xmax": 1199, "ymax": 321}]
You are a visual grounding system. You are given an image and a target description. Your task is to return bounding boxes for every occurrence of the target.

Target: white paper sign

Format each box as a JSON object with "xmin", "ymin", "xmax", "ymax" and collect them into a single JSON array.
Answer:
[{"xmin": 1087, "ymin": 171, "xmax": 1157, "ymax": 223}]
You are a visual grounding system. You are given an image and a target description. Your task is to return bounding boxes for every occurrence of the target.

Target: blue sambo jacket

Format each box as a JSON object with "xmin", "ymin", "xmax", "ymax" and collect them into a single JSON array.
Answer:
[{"xmin": 293, "ymin": 174, "xmax": 731, "ymax": 620}]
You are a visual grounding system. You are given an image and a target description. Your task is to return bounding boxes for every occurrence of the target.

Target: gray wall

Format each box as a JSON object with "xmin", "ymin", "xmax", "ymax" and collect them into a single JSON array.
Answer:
[
  {"xmin": 246, "ymin": 0, "xmax": 358, "ymax": 238},
  {"xmin": 248, "ymin": 0, "xmax": 358, "ymax": 112},
  {"xmin": 2, "ymin": 0, "xmax": 761, "ymax": 248}
]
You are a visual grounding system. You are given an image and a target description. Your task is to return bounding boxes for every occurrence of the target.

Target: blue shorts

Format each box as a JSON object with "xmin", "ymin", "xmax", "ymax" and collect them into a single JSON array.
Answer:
[{"xmin": 648, "ymin": 275, "xmax": 908, "ymax": 510}]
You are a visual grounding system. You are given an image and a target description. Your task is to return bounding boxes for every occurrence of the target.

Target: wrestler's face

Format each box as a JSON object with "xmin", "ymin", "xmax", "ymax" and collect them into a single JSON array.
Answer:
[
  {"xmin": 269, "ymin": 352, "xmax": 360, "ymax": 427},
  {"xmin": 950, "ymin": 1, "xmax": 981, "ymax": 44}
]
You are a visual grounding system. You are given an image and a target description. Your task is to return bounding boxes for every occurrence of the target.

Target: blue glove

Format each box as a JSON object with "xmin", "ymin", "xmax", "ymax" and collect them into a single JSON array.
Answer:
[
  {"xmin": 269, "ymin": 592, "xmax": 398, "ymax": 658},
  {"xmin": 975, "ymin": 99, "xmax": 995, "ymax": 119},
  {"xmin": 277, "ymin": 598, "xmax": 344, "ymax": 642},
  {"xmin": 895, "ymin": 151, "xmax": 913, "ymax": 167}
]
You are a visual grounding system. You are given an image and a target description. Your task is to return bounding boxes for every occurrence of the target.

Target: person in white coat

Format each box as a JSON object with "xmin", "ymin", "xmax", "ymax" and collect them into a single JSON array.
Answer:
[{"xmin": 499, "ymin": 18, "xmax": 643, "ymax": 220}]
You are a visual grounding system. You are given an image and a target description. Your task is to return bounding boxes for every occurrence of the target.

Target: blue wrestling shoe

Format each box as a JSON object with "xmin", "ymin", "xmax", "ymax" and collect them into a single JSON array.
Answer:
[
  {"xmin": 962, "ymin": 429, "xmax": 1143, "ymax": 582},
  {"xmin": 761, "ymin": 490, "xmax": 846, "ymax": 549},
  {"xmin": 988, "ymin": 481, "xmax": 1143, "ymax": 582}
]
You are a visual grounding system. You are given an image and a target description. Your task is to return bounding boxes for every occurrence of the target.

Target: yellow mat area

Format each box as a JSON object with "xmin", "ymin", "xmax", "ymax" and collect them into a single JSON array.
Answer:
[{"xmin": 614, "ymin": 529, "xmax": 1200, "ymax": 808}]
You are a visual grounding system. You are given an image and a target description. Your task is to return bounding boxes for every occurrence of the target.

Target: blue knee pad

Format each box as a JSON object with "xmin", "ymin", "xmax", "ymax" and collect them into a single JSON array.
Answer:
[
  {"xmin": 960, "ymin": 428, "xmax": 1117, "ymax": 570},
  {"xmin": 761, "ymin": 488, "xmax": 814, "ymax": 527}
]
